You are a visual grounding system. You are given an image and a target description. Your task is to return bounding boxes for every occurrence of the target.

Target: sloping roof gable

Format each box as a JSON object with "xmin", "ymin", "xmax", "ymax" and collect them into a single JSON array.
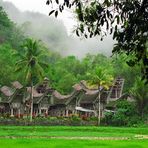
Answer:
[
  {"xmin": 0, "ymin": 86, "xmax": 14, "ymax": 97},
  {"xmin": 11, "ymin": 81, "xmax": 23, "ymax": 89}
]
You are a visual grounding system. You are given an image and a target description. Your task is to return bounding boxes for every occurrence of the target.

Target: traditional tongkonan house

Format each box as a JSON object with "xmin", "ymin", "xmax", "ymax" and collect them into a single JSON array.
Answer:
[{"xmin": 0, "ymin": 81, "xmax": 23, "ymax": 117}]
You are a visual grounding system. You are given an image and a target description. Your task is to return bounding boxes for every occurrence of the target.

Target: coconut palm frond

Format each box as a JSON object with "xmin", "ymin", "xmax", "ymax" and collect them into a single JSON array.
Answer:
[
  {"xmin": 15, "ymin": 60, "xmax": 27, "ymax": 72},
  {"xmin": 87, "ymin": 66, "xmax": 113, "ymax": 89},
  {"xmin": 15, "ymin": 38, "xmax": 46, "ymax": 85}
]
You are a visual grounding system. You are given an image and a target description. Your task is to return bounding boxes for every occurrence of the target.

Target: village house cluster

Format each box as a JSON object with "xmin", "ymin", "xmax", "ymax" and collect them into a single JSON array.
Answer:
[{"xmin": 0, "ymin": 77, "xmax": 125, "ymax": 118}]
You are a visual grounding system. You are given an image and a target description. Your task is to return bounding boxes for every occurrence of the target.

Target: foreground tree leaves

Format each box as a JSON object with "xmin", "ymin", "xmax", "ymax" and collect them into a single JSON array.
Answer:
[{"xmin": 47, "ymin": 0, "xmax": 148, "ymax": 83}]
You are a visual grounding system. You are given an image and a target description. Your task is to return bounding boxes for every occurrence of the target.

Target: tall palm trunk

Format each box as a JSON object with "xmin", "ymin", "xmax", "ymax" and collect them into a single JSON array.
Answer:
[
  {"xmin": 30, "ymin": 80, "xmax": 33, "ymax": 122},
  {"xmin": 140, "ymin": 100, "xmax": 144, "ymax": 119},
  {"xmin": 97, "ymin": 84, "xmax": 101, "ymax": 126}
]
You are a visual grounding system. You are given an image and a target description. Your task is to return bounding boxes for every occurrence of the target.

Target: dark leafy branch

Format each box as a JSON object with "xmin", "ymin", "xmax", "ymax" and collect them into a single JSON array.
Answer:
[{"xmin": 46, "ymin": 0, "xmax": 148, "ymax": 83}]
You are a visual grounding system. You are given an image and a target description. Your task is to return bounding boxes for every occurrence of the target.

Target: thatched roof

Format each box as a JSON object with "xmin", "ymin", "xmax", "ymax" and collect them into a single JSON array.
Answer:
[
  {"xmin": 79, "ymin": 91, "xmax": 99, "ymax": 104},
  {"xmin": 0, "ymin": 86, "xmax": 14, "ymax": 97},
  {"xmin": 51, "ymin": 90, "xmax": 71, "ymax": 105},
  {"xmin": 76, "ymin": 82, "xmax": 107, "ymax": 104},
  {"xmin": 85, "ymin": 90, "xmax": 99, "ymax": 95},
  {"xmin": 11, "ymin": 81, "xmax": 23, "ymax": 89},
  {"xmin": 51, "ymin": 81, "xmax": 103, "ymax": 105},
  {"xmin": 73, "ymin": 84, "xmax": 83, "ymax": 91},
  {"xmin": 52, "ymin": 90, "xmax": 71, "ymax": 100}
]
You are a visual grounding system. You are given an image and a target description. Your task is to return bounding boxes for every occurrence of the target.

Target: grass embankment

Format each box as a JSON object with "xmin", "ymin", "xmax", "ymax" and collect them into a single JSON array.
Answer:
[{"xmin": 0, "ymin": 126, "xmax": 147, "ymax": 148}]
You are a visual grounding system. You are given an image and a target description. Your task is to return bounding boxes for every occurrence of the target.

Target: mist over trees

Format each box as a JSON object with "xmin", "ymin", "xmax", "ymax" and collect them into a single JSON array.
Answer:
[{"xmin": 0, "ymin": 0, "xmax": 114, "ymax": 58}]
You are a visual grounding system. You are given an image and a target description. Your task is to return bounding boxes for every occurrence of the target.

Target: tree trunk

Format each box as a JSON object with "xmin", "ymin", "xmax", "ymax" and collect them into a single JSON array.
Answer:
[
  {"xmin": 30, "ymin": 81, "xmax": 33, "ymax": 122},
  {"xmin": 97, "ymin": 88, "xmax": 101, "ymax": 126},
  {"xmin": 140, "ymin": 101, "xmax": 144, "ymax": 119}
]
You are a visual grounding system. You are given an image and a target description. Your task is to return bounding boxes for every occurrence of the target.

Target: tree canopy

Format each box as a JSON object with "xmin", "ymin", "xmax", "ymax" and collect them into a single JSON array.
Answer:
[
  {"xmin": 47, "ymin": 0, "xmax": 148, "ymax": 82},
  {"xmin": 15, "ymin": 38, "xmax": 47, "ymax": 85},
  {"xmin": 130, "ymin": 77, "xmax": 148, "ymax": 117},
  {"xmin": 0, "ymin": 6, "xmax": 24, "ymax": 49}
]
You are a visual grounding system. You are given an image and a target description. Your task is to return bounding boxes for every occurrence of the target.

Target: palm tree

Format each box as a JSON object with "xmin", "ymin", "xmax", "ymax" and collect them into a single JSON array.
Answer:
[
  {"xmin": 15, "ymin": 38, "xmax": 48, "ymax": 122},
  {"xmin": 130, "ymin": 77, "xmax": 148, "ymax": 118},
  {"xmin": 87, "ymin": 67, "xmax": 113, "ymax": 126}
]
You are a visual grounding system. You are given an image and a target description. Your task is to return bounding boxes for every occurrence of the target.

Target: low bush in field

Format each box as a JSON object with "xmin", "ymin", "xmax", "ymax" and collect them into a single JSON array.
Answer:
[
  {"xmin": 104, "ymin": 100, "xmax": 147, "ymax": 127},
  {"xmin": 0, "ymin": 116, "xmax": 96, "ymax": 126},
  {"xmin": 0, "ymin": 113, "xmax": 147, "ymax": 126}
]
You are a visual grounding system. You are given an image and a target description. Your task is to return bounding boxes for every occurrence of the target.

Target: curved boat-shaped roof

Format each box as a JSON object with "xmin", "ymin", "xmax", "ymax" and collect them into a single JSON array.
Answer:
[
  {"xmin": 11, "ymin": 81, "xmax": 23, "ymax": 89},
  {"xmin": 78, "ymin": 88, "xmax": 99, "ymax": 104},
  {"xmin": 0, "ymin": 86, "xmax": 14, "ymax": 97},
  {"xmin": 51, "ymin": 90, "xmax": 72, "ymax": 105},
  {"xmin": 72, "ymin": 83, "xmax": 83, "ymax": 91},
  {"xmin": 51, "ymin": 81, "xmax": 101, "ymax": 105},
  {"xmin": 52, "ymin": 90, "xmax": 71, "ymax": 100}
]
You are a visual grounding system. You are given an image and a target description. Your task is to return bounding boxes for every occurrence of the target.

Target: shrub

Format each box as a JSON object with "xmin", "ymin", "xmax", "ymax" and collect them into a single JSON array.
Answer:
[
  {"xmin": 112, "ymin": 108, "xmax": 128, "ymax": 126},
  {"xmin": 70, "ymin": 115, "xmax": 81, "ymax": 122},
  {"xmin": 104, "ymin": 100, "xmax": 142, "ymax": 126},
  {"xmin": 48, "ymin": 117, "xmax": 58, "ymax": 121},
  {"xmin": 104, "ymin": 112, "xmax": 114, "ymax": 125}
]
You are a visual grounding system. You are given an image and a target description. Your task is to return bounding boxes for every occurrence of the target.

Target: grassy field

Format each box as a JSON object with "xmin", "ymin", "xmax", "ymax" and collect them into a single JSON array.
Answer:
[
  {"xmin": 0, "ymin": 139, "xmax": 148, "ymax": 148},
  {"xmin": 0, "ymin": 126, "xmax": 147, "ymax": 148}
]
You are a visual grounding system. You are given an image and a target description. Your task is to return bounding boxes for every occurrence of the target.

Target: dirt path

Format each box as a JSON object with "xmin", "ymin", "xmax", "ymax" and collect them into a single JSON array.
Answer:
[{"xmin": 0, "ymin": 135, "xmax": 148, "ymax": 140}]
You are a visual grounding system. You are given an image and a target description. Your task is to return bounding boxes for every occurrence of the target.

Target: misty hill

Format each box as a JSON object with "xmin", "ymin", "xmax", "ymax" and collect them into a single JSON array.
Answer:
[{"xmin": 0, "ymin": 0, "xmax": 114, "ymax": 58}]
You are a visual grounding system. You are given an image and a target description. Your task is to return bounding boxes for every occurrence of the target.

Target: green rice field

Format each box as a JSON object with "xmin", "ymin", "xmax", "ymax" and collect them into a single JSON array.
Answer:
[{"xmin": 0, "ymin": 126, "xmax": 147, "ymax": 148}]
